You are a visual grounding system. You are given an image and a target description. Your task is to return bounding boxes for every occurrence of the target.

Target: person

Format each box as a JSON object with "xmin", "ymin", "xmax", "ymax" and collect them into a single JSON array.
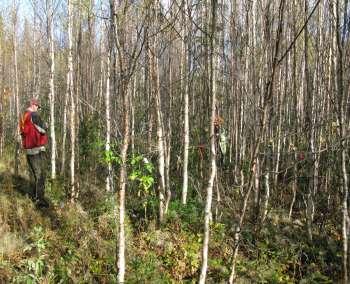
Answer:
[{"xmin": 19, "ymin": 98, "xmax": 49, "ymax": 208}]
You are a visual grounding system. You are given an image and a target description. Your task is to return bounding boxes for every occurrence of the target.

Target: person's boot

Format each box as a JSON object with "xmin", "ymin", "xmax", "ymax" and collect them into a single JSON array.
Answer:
[{"xmin": 36, "ymin": 198, "xmax": 49, "ymax": 208}]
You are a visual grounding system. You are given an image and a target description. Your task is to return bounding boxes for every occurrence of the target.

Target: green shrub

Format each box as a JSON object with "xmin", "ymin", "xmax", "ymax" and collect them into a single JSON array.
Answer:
[
  {"xmin": 128, "ymin": 252, "xmax": 172, "ymax": 283},
  {"xmin": 166, "ymin": 199, "xmax": 203, "ymax": 232}
]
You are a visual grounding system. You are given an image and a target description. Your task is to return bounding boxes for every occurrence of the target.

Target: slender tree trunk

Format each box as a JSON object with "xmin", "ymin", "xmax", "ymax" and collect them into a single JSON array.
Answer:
[
  {"xmin": 33, "ymin": 0, "xmax": 39, "ymax": 98},
  {"xmin": 117, "ymin": 83, "xmax": 130, "ymax": 284},
  {"xmin": 199, "ymin": 0, "xmax": 217, "ymax": 281},
  {"xmin": 148, "ymin": 5, "xmax": 167, "ymax": 221},
  {"xmin": 262, "ymin": 171, "xmax": 270, "ymax": 223},
  {"xmin": 131, "ymin": 77, "xmax": 135, "ymax": 155},
  {"xmin": 289, "ymin": 150, "xmax": 297, "ymax": 220},
  {"xmin": 111, "ymin": 0, "xmax": 135, "ymax": 280},
  {"xmin": 48, "ymin": 0, "xmax": 56, "ymax": 180},
  {"xmin": 145, "ymin": 31, "xmax": 153, "ymax": 154},
  {"xmin": 105, "ymin": 44, "xmax": 112, "ymax": 192},
  {"xmin": 12, "ymin": 3, "xmax": 20, "ymax": 176},
  {"xmin": 303, "ymin": 0, "xmax": 314, "ymax": 242},
  {"xmin": 153, "ymin": 49, "xmax": 167, "ymax": 221},
  {"xmin": 61, "ymin": 73, "xmax": 69, "ymax": 175},
  {"xmin": 165, "ymin": 56, "xmax": 172, "ymax": 213},
  {"xmin": 289, "ymin": 3, "xmax": 298, "ymax": 220},
  {"xmin": 334, "ymin": 0, "xmax": 349, "ymax": 281},
  {"xmin": 181, "ymin": 1, "xmax": 190, "ymax": 205},
  {"xmin": 68, "ymin": 0, "xmax": 76, "ymax": 201},
  {"xmin": 253, "ymin": 156, "xmax": 260, "ymax": 220},
  {"xmin": 74, "ymin": 3, "xmax": 82, "ymax": 193}
]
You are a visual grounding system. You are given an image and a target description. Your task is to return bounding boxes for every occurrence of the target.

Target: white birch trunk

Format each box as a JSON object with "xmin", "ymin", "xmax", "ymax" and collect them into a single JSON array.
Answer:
[
  {"xmin": 68, "ymin": 0, "xmax": 76, "ymax": 200},
  {"xmin": 111, "ymin": 1, "xmax": 133, "ymax": 281},
  {"xmin": 181, "ymin": 1, "xmax": 190, "ymax": 205},
  {"xmin": 48, "ymin": 0, "xmax": 56, "ymax": 180},
  {"xmin": 148, "ymin": 7, "xmax": 167, "ymax": 220},
  {"xmin": 335, "ymin": 0, "xmax": 349, "ymax": 281},
  {"xmin": 289, "ymin": 150, "xmax": 298, "ymax": 220},
  {"xmin": 262, "ymin": 171, "xmax": 270, "ymax": 223},
  {"xmin": 105, "ymin": 45, "xmax": 112, "ymax": 192},
  {"xmin": 33, "ymin": 0, "xmax": 39, "ymax": 98},
  {"xmin": 199, "ymin": 0, "xmax": 217, "ymax": 281},
  {"xmin": 117, "ymin": 85, "xmax": 130, "ymax": 283},
  {"xmin": 61, "ymin": 72, "xmax": 69, "ymax": 174},
  {"xmin": 303, "ymin": 0, "xmax": 313, "ymax": 242},
  {"xmin": 131, "ymin": 77, "xmax": 135, "ymax": 155},
  {"xmin": 155, "ymin": 54, "xmax": 166, "ymax": 220},
  {"xmin": 165, "ymin": 57, "xmax": 172, "ymax": 213},
  {"xmin": 12, "ymin": 3, "xmax": 20, "ymax": 176}
]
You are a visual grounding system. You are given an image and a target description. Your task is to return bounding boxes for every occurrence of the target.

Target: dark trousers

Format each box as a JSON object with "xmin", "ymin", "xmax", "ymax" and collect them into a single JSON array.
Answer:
[{"xmin": 26, "ymin": 152, "xmax": 47, "ymax": 201}]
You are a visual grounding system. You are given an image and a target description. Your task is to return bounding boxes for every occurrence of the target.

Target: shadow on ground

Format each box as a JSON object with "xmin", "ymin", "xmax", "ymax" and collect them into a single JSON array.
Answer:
[
  {"xmin": 0, "ymin": 173, "xmax": 60, "ymax": 229},
  {"xmin": 12, "ymin": 174, "xmax": 34, "ymax": 197}
]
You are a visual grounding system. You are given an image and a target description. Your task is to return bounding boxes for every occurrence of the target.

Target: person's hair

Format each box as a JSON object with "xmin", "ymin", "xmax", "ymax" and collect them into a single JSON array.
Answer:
[{"xmin": 28, "ymin": 98, "xmax": 40, "ymax": 107}]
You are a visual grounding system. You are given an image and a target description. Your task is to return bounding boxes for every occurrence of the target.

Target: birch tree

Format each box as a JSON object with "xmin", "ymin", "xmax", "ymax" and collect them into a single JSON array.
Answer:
[
  {"xmin": 181, "ymin": 0, "xmax": 190, "ymax": 205},
  {"xmin": 67, "ymin": 0, "xmax": 77, "ymax": 200},
  {"xmin": 111, "ymin": 0, "xmax": 147, "ymax": 280},
  {"xmin": 333, "ymin": 0, "xmax": 349, "ymax": 281},
  {"xmin": 199, "ymin": 0, "xmax": 217, "ymax": 281},
  {"xmin": 105, "ymin": 32, "xmax": 112, "ymax": 192},
  {"xmin": 47, "ymin": 0, "xmax": 57, "ymax": 180},
  {"xmin": 12, "ymin": 2, "xmax": 20, "ymax": 176}
]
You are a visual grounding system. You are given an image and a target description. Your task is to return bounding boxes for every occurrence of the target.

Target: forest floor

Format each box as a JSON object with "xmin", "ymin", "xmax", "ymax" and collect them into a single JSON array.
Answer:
[{"xmin": 0, "ymin": 154, "xmax": 342, "ymax": 283}]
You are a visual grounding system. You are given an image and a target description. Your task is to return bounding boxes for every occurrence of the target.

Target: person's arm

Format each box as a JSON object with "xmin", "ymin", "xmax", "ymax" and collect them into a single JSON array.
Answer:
[{"xmin": 31, "ymin": 112, "xmax": 47, "ymax": 134}]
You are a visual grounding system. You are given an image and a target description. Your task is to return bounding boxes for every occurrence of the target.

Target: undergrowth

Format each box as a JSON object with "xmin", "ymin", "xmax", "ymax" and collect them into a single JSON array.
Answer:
[{"xmin": 0, "ymin": 154, "xmax": 342, "ymax": 283}]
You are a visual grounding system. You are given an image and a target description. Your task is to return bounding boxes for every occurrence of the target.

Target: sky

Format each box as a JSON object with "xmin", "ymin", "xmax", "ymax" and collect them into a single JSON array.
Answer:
[
  {"xmin": 0, "ymin": 0, "xmax": 35, "ymax": 30},
  {"xmin": 0, "ymin": 0, "xmax": 111, "ymax": 29},
  {"xmin": 0, "ymin": 0, "xmax": 33, "ymax": 16}
]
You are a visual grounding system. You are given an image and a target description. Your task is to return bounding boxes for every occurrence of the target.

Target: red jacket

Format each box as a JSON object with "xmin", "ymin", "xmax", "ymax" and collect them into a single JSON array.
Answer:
[{"xmin": 20, "ymin": 111, "xmax": 48, "ymax": 149}]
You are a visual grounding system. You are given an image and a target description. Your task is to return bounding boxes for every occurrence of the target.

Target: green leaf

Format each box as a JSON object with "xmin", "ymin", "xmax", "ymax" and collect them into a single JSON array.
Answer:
[
  {"xmin": 144, "ymin": 162, "xmax": 154, "ymax": 173},
  {"xmin": 131, "ymin": 154, "xmax": 143, "ymax": 165},
  {"xmin": 129, "ymin": 172, "xmax": 138, "ymax": 181}
]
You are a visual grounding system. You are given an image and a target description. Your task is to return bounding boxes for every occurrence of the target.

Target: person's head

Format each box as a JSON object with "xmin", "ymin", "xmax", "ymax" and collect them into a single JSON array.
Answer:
[{"xmin": 28, "ymin": 98, "xmax": 41, "ymax": 112}]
